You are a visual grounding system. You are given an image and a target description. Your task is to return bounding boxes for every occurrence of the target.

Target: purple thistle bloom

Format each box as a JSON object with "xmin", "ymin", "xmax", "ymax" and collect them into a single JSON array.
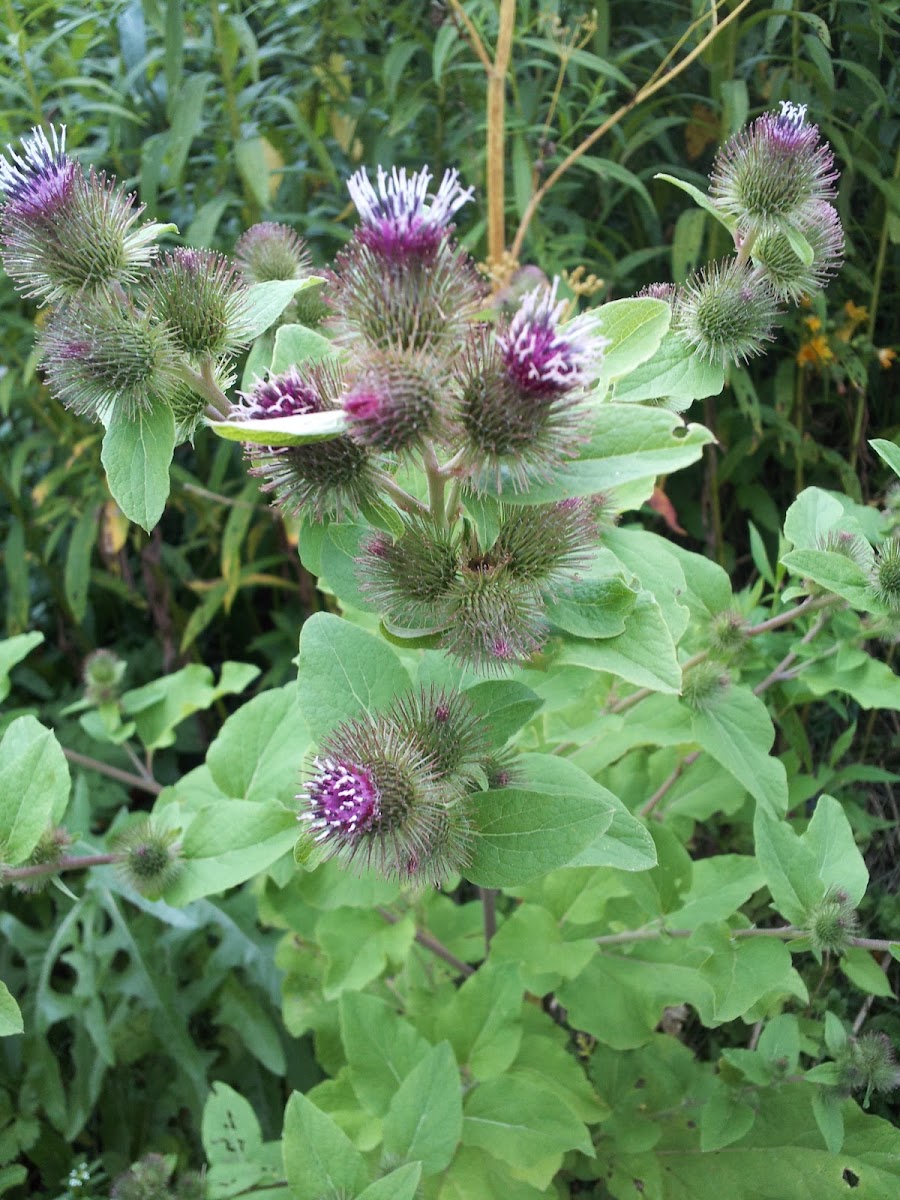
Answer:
[
  {"xmin": 347, "ymin": 165, "xmax": 473, "ymax": 261},
  {"xmin": 239, "ymin": 368, "xmax": 323, "ymax": 419},
  {"xmin": 498, "ymin": 278, "xmax": 606, "ymax": 397},
  {"xmin": 0, "ymin": 125, "xmax": 74, "ymax": 219},
  {"xmin": 709, "ymin": 101, "xmax": 838, "ymax": 236},
  {"xmin": 302, "ymin": 756, "xmax": 381, "ymax": 843}
]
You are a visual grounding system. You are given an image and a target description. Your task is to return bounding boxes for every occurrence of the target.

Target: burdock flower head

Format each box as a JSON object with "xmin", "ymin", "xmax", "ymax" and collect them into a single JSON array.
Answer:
[
  {"xmin": 234, "ymin": 221, "xmax": 312, "ymax": 283},
  {"xmin": 343, "ymin": 347, "xmax": 447, "ymax": 453},
  {"xmin": 752, "ymin": 200, "xmax": 844, "ymax": 302},
  {"xmin": 709, "ymin": 101, "xmax": 838, "ymax": 237},
  {"xmin": 0, "ymin": 125, "xmax": 168, "ymax": 303},
  {"xmin": 237, "ymin": 362, "xmax": 375, "ymax": 521},
  {"xmin": 498, "ymin": 277, "xmax": 605, "ymax": 397},
  {"xmin": 347, "ymin": 164, "xmax": 473, "ymax": 262},
  {"xmin": 674, "ymin": 259, "xmax": 779, "ymax": 367},
  {"xmin": 147, "ymin": 248, "xmax": 248, "ymax": 360}
]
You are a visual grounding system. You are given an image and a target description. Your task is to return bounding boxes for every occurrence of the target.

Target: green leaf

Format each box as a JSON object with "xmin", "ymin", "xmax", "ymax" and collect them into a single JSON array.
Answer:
[
  {"xmin": 781, "ymin": 548, "xmax": 881, "ymax": 612},
  {"xmin": 655, "ymin": 172, "xmax": 738, "ymax": 232},
  {"xmin": 785, "ymin": 222, "xmax": 815, "ymax": 266},
  {"xmin": 545, "ymin": 575, "xmax": 638, "ymax": 638},
  {"xmin": 206, "ymin": 685, "xmax": 311, "ymax": 806},
  {"xmin": 439, "ymin": 1147, "xmax": 549, "ymax": 1200},
  {"xmin": 201, "ymin": 1081, "xmax": 263, "ymax": 1164},
  {"xmin": 271, "ymin": 322, "xmax": 336, "ymax": 373},
  {"xmin": 594, "ymin": 297, "xmax": 671, "ymax": 386},
  {"xmin": 240, "ymin": 277, "xmax": 324, "ymax": 340},
  {"xmin": 101, "ymin": 402, "xmax": 176, "ymax": 533},
  {"xmin": 0, "ymin": 631, "xmax": 44, "ymax": 704},
  {"xmin": 383, "ymin": 1042, "xmax": 463, "ymax": 1175},
  {"xmin": 296, "ymin": 613, "xmax": 412, "ymax": 742},
  {"xmin": 467, "ymin": 753, "xmax": 616, "ymax": 887},
  {"xmin": 462, "ymin": 1074, "xmax": 593, "ymax": 1188},
  {"xmin": 613, "ymin": 330, "xmax": 725, "ymax": 406},
  {"xmin": 0, "ymin": 716, "xmax": 70, "ymax": 865},
  {"xmin": 64, "ymin": 505, "xmax": 98, "ymax": 623},
  {"xmin": 357, "ymin": 1163, "xmax": 422, "ymax": 1200},
  {"xmin": 123, "ymin": 661, "xmax": 259, "ymax": 750},
  {"xmin": 566, "ymin": 799, "xmax": 658, "ymax": 872},
  {"xmin": 339, "ymin": 992, "xmax": 430, "ymax": 1116},
  {"xmin": 840, "ymin": 946, "xmax": 893, "ymax": 996},
  {"xmin": 667, "ymin": 856, "xmax": 764, "ymax": 929},
  {"xmin": 811, "ymin": 1088, "xmax": 845, "ymax": 1155},
  {"xmin": 208, "ymin": 407, "xmax": 348, "ymax": 446},
  {"xmin": 163, "ymin": 800, "xmax": 298, "ymax": 904},
  {"xmin": 317, "ymin": 907, "xmax": 414, "ymax": 998},
  {"xmin": 437, "ymin": 962, "xmax": 523, "ymax": 1080},
  {"xmin": 700, "ymin": 1077, "xmax": 757, "ymax": 1151},
  {"xmin": 560, "ymin": 590, "xmax": 682, "ymax": 694},
  {"xmin": 870, "ymin": 437, "xmax": 900, "ymax": 478},
  {"xmin": 783, "ymin": 487, "xmax": 847, "ymax": 550},
  {"xmin": 492, "ymin": 404, "xmax": 714, "ymax": 505},
  {"xmin": 282, "ymin": 1092, "xmax": 368, "ymax": 1200},
  {"xmin": 804, "ymin": 795, "xmax": 869, "ymax": 907},
  {"xmin": 490, "ymin": 905, "xmax": 596, "ymax": 994},
  {"xmin": 693, "ymin": 925, "xmax": 805, "ymax": 1024},
  {"xmin": 692, "ymin": 685, "xmax": 789, "ymax": 817},
  {"xmin": 462, "ymin": 679, "xmax": 544, "ymax": 747},
  {"xmin": 0, "ymin": 980, "xmax": 23, "ymax": 1037}
]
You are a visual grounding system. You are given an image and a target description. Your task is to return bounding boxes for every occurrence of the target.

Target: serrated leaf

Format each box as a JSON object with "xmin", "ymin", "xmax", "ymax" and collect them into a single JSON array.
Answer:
[
  {"xmin": 692, "ymin": 685, "xmax": 788, "ymax": 817},
  {"xmin": 437, "ymin": 962, "xmax": 523, "ymax": 1080},
  {"xmin": 339, "ymin": 992, "xmax": 430, "ymax": 1116},
  {"xmin": 101, "ymin": 402, "xmax": 175, "ymax": 533},
  {"xmin": 208, "ymin": 408, "xmax": 348, "ymax": 446},
  {"xmin": 206, "ymin": 685, "xmax": 311, "ymax": 806}
]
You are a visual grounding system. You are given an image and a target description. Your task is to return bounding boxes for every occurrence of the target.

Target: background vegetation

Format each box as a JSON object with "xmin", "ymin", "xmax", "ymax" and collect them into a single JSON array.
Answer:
[{"xmin": 0, "ymin": 1, "xmax": 898, "ymax": 1196}]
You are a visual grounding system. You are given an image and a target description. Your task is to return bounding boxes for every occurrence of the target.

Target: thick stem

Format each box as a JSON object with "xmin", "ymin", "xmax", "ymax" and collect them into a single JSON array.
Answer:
[
  {"xmin": 371, "ymin": 470, "xmax": 430, "ymax": 517},
  {"xmin": 594, "ymin": 924, "xmax": 898, "ymax": 953},
  {"xmin": 3, "ymin": 854, "xmax": 120, "ymax": 884},
  {"xmin": 63, "ymin": 748, "xmax": 162, "ymax": 796},
  {"xmin": 487, "ymin": 0, "xmax": 516, "ymax": 267},
  {"xmin": 423, "ymin": 442, "xmax": 447, "ymax": 528},
  {"xmin": 183, "ymin": 362, "xmax": 232, "ymax": 418}
]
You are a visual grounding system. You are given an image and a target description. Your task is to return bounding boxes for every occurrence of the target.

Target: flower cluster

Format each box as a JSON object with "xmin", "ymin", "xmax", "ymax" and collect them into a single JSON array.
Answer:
[
  {"xmin": 299, "ymin": 685, "xmax": 510, "ymax": 884},
  {"xmin": 646, "ymin": 102, "xmax": 845, "ymax": 369}
]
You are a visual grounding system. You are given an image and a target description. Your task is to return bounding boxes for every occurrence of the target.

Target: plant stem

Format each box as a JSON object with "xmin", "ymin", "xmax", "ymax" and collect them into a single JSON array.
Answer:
[
  {"xmin": 639, "ymin": 750, "xmax": 700, "ymax": 819},
  {"xmin": 210, "ymin": 0, "xmax": 242, "ymax": 146},
  {"xmin": 63, "ymin": 748, "xmax": 162, "ymax": 796},
  {"xmin": 486, "ymin": 0, "xmax": 517, "ymax": 267},
  {"xmin": 423, "ymin": 442, "xmax": 447, "ymax": 527},
  {"xmin": 2, "ymin": 854, "xmax": 120, "ymax": 884},
  {"xmin": 379, "ymin": 907, "xmax": 474, "ymax": 976},
  {"xmin": 508, "ymin": 0, "xmax": 753, "ymax": 260},
  {"xmin": 594, "ymin": 924, "xmax": 898, "ymax": 953},
  {"xmin": 183, "ymin": 362, "xmax": 232, "ymax": 417},
  {"xmin": 480, "ymin": 888, "xmax": 498, "ymax": 950},
  {"xmin": 752, "ymin": 611, "xmax": 828, "ymax": 694},
  {"xmin": 446, "ymin": 0, "xmax": 493, "ymax": 72},
  {"xmin": 371, "ymin": 471, "xmax": 430, "ymax": 517}
]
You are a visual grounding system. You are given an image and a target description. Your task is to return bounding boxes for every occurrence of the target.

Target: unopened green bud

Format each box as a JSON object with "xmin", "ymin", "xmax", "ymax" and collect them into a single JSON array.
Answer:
[
  {"xmin": 82, "ymin": 648, "xmax": 126, "ymax": 705},
  {"xmin": 12, "ymin": 826, "xmax": 71, "ymax": 893},
  {"xmin": 674, "ymin": 260, "xmax": 779, "ymax": 368},
  {"xmin": 681, "ymin": 660, "xmax": 730, "ymax": 711},
  {"xmin": 114, "ymin": 821, "xmax": 181, "ymax": 898},
  {"xmin": 806, "ymin": 887, "xmax": 858, "ymax": 956},
  {"xmin": 837, "ymin": 1032, "xmax": 900, "ymax": 1108},
  {"xmin": 147, "ymin": 248, "xmax": 248, "ymax": 360},
  {"xmin": 708, "ymin": 609, "xmax": 748, "ymax": 657},
  {"xmin": 871, "ymin": 537, "xmax": 900, "ymax": 612}
]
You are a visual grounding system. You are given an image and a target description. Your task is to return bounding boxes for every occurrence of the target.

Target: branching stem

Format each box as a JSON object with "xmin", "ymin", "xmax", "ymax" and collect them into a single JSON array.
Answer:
[{"xmin": 63, "ymin": 748, "xmax": 162, "ymax": 796}]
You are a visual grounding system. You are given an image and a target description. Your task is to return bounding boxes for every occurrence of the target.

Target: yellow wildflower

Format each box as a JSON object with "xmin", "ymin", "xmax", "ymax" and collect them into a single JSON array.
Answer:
[
  {"xmin": 804, "ymin": 315, "xmax": 822, "ymax": 333},
  {"xmin": 877, "ymin": 347, "xmax": 896, "ymax": 370},
  {"xmin": 797, "ymin": 335, "xmax": 834, "ymax": 368}
]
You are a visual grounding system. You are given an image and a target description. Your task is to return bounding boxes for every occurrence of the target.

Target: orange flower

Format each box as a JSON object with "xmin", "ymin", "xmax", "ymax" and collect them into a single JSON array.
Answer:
[
  {"xmin": 877, "ymin": 347, "xmax": 896, "ymax": 370},
  {"xmin": 797, "ymin": 335, "xmax": 834, "ymax": 368},
  {"xmin": 804, "ymin": 315, "xmax": 822, "ymax": 333},
  {"xmin": 844, "ymin": 300, "xmax": 869, "ymax": 322}
]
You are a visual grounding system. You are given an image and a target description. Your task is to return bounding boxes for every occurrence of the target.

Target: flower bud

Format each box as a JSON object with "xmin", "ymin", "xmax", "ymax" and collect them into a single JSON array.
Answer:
[
  {"xmin": 110, "ymin": 1154, "xmax": 173, "ymax": 1200},
  {"xmin": 674, "ymin": 259, "xmax": 779, "ymax": 367},
  {"xmin": 12, "ymin": 826, "xmax": 71, "ymax": 894},
  {"xmin": 0, "ymin": 127, "xmax": 167, "ymax": 303},
  {"xmin": 492, "ymin": 500, "xmax": 596, "ymax": 593},
  {"xmin": 299, "ymin": 718, "xmax": 465, "ymax": 883},
  {"xmin": 708, "ymin": 609, "xmax": 748, "ymax": 657},
  {"xmin": 871, "ymin": 536, "xmax": 900, "ymax": 612},
  {"xmin": 40, "ymin": 294, "xmax": 181, "ymax": 421},
  {"xmin": 147, "ymin": 248, "xmax": 248, "ymax": 360},
  {"xmin": 387, "ymin": 686, "xmax": 487, "ymax": 790},
  {"xmin": 837, "ymin": 1032, "xmax": 900, "ymax": 1108},
  {"xmin": 709, "ymin": 101, "xmax": 838, "ymax": 237},
  {"xmin": 114, "ymin": 821, "xmax": 181, "ymax": 898},
  {"xmin": 346, "ymin": 164, "xmax": 473, "ymax": 263},
  {"xmin": 235, "ymin": 221, "xmax": 312, "ymax": 283},
  {"xmin": 752, "ymin": 201, "xmax": 844, "ymax": 302},
  {"xmin": 681, "ymin": 660, "xmax": 730, "ymax": 711},
  {"xmin": 356, "ymin": 519, "xmax": 459, "ymax": 629},
  {"xmin": 806, "ymin": 887, "xmax": 859, "ymax": 955},
  {"xmin": 455, "ymin": 329, "xmax": 585, "ymax": 492},
  {"xmin": 482, "ymin": 747, "xmax": 523, "ymax": 790},
  {"xmin": 343, "ymin": 347, "xmax": 447, "ymax": 453},
  {"xmin": 238, "ymin": 363, "xmax": 376, "ymax": 521},
  {"xmin": 83, "ymin": 648, "xmax": 126, "ymax": 705}
]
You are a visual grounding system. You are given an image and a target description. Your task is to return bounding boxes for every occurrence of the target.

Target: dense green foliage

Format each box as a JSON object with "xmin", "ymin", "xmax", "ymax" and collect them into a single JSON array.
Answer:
[{"xmin": 0, "ymin": 2, "xmax": 899, "ymax": 1199}]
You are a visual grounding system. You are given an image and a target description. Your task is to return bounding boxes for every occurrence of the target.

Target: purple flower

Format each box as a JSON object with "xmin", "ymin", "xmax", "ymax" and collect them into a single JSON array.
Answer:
[
  {"xmin": 347, "ymin": 165, "xmax": 473, "ymax": 261},
  {"xmin": 301, "ymin": 757, "xmax": 381, "ymax": 843},
  {"xmin": 239, "ymin": 368, "xmax": 323, "ymax": 419},
  {"xmin": 0, "ymin": 125, "xmax": 74, "ymax": 219},
  {"xmin": 498, "ymin": 278, "xmax": 605, "ymax": 396},
  {"xmin": 709, "ymin": 101, "xmax": 838, "ymax": 236}
]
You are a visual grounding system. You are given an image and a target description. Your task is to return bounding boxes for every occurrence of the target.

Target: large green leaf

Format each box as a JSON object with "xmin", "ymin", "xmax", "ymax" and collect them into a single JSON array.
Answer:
[
  {"xmin": 691, "ymin": 686, "xmax": 788, "ymax": 817},
  {"xmin": 0, "ymin": 980, "xmax": 23, "ymax": 1037},
  {"xmin": 462, "ymin": 680, "xmax": 544, "ymax": 747},
  {"xmin": 208, "ymin": 407, "xmax": 348, "ymax": 447},
  {"xmin": 781, "ymin": 548, "xmax": 880, "ymax": 612},
  {"xmin": 436, "ymin": 962, "xmax": 523, "ymax": 1080},
  {"xmin": 545, "ymin": 575, "xmax": 638, "ymax": 639},
  {"xmin": 358, "ymin": 1164, "xmax": 422, "ymax": 1200},
  {"xmin": 0, "ymin": 631, "xmax": 44, "ymax": 704},
  {"xmin": 122, "ymin": 662, "xmax": 259, "ymax": 750},
  {"xmin": 296, "ymin": 613, "xmax": 412, "ymax": 741},
  {"xmin": 383, "ymin": 1042, "xmax": 463, "ymax": 1175},
  {"xmin": 467, "ymin": 754, "xmax": 616, "ymax": 886},
  {"xmin": 491, "ymin": 404, "xmax": 714, "ymax": 505},
  {"xmin": 559, "ymin": 591, "xmax": 682, "ymax": 694},
  {"xmin": 594, "ymin": 297, "xmax": 671, "ymax": 385},
  {"xmin": 612, "ymin": 330, "xmax": 724, "ymax": 406},
  {"xmin": 241, "ymin": 277, "xmax": 325, "ymax": 340},
  {"xmin": 316, "ymin": 907, "xmax": 414, "ymax": 998},
  {"xmin": 101, "ymin": 401, "xmax": 176, "ymax": 533},
  {"xmin": 282, "ymin": 1092, "xmax": 368, "ymax": 1200},
  {"xmin": 0, "ymin": 716, "xmax": 70, "ymax": 865},
  {"xmin": 206, "ymin": 685, "xmax": 310, "ymax": 806},
  {"xmin": 339, "ymin": 992, "xmax": 430, "ymax": 1116},
  {"xmin": 271, "ymin": 322, "xmax": 337, "ymax": 373}
]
